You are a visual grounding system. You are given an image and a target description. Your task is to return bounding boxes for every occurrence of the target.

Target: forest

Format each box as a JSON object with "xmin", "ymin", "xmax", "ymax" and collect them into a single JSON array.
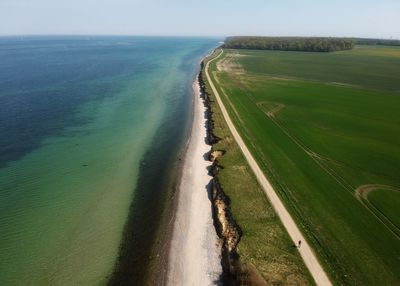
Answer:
[{"xmin": 222, "ymin": 36, "xmax": 355, "ymax": 52}]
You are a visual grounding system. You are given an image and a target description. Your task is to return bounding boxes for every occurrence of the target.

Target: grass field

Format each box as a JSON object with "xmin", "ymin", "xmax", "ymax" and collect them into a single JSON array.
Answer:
[
  {"xmin": 368, "ymin": 188, "xmax": 400, "ymax": 229},
  {"xmin": 207, "ymin": 45, "xmax": 400, "ymax": 285},
  {"xmin": 201, "ymin": 54, "xmax": 314, "ymax": 285}
]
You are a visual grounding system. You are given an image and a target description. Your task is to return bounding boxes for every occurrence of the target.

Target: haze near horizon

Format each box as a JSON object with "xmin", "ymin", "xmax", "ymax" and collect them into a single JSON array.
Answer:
[{"xmin": 0, "ymin": 0, "xmax": 399, "ymax": 39}]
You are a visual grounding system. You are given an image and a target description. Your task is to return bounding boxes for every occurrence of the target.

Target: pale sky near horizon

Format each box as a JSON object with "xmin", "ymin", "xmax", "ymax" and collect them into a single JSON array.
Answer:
[{"xmin": 0, "ymin": 0, "xmax": 399, "ymax": 39}]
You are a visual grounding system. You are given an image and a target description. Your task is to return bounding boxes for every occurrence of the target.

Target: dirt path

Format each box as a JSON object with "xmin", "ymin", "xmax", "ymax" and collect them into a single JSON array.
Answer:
[{"xmin": 206, "ymin": 50, "xmax": 332, "ymax": 286}]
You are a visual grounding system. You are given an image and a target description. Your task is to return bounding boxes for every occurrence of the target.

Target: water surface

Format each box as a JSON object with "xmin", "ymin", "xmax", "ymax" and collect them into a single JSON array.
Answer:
[{"xmin": 0, "ymin": 36, "xmax": 217, "ymax": 285}]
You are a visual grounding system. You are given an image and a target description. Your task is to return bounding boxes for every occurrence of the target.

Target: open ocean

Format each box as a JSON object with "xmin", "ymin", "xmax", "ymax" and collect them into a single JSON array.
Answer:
[{"xmin": 0, "ymin": 36, "xmax": 217, "ymax": 285}]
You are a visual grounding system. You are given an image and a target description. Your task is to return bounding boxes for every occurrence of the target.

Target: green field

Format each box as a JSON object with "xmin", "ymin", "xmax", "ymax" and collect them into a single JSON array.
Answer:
[
  {"xmin": 208, "ymin": 45, "xmax": 400, "ymax": 285},
  {"xmin": 365, "ymin": 187, "xmax": 400, "ymax": 230}
]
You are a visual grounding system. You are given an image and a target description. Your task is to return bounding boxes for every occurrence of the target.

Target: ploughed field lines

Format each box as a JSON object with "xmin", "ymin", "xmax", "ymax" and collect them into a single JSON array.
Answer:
[
  {"xmin": 254, "ymin": 97, "xmax": 400, "ymax": 239},
  {"xmin": 210, "ymin": 46, "xmax": 400, "ymax": 285}
]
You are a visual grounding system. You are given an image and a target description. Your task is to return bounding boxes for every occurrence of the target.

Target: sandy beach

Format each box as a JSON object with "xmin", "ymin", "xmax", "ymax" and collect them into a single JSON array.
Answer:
[{"xmin": 166, "ymin": 80, "xmax": 222, "ymax": 285}]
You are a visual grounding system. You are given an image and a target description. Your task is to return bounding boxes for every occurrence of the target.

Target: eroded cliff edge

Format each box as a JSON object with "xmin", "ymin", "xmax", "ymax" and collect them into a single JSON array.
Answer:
[{"xmin": 198, "ymin": 61, "xmax": 244, "ymax": 285}]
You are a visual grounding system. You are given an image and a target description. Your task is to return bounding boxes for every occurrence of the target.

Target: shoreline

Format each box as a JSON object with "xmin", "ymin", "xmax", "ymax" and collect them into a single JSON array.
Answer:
[
  {"xmin": 108, "ymin": 49, "xmax": 220, "ymax": 286},
  {"xmin": 108, "ymin": 79, "xmax": 194, "ymax": 285},
  {"xmin": 152, "ymin": 77, "xmax": 198, "ymax": 285},
  {"xmin": 166, "ymin": 76, "xmax": 222, "ymax": 285}
]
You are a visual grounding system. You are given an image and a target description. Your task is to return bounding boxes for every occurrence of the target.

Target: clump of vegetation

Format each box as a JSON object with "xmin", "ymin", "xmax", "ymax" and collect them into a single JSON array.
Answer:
[{"xmin": 223, "ymin": 36, "xmax": 354, "ymax": 52}]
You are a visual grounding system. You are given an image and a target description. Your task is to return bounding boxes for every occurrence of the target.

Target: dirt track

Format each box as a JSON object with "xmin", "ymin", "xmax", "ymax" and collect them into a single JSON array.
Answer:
[{"xmin": 206, "ymin": 50, "xmax": 332, "ymax": 286}]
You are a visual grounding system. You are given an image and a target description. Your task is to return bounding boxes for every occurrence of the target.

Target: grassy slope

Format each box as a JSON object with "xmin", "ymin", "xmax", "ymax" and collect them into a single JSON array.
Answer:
[
  {"xmin": 208, "ymin": 46, "xmax": 400, "ymax": 285},
  {"xmin": 202, "ymin": 52, "xmax": 314, "ymax": 285}
]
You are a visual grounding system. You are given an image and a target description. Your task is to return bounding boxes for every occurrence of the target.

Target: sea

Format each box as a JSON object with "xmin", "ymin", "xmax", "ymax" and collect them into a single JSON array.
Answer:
[{"xmin": 0, "ymin": 36, "xmax": 218, "ymax": 285}]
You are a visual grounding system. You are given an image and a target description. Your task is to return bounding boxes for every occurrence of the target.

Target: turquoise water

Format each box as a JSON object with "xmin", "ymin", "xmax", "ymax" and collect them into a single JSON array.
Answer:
[{"xmin": 0, "ymin": 36, "xmax": 217, "ymax": 285}]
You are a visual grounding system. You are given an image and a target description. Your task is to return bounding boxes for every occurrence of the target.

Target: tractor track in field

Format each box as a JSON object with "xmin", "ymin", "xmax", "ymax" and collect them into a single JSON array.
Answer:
[{"xmin": 355, "ymin": 184, "xmax": 400, "ymax": 239}]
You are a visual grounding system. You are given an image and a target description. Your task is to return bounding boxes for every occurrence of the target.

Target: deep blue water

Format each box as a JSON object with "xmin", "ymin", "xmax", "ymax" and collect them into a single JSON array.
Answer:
[{"xmin": 0, "ymin": 36, "xmax": 213, "ymax": 167}]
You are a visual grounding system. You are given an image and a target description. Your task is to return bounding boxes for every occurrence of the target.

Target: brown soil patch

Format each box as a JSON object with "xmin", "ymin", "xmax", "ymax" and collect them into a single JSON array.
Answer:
[{"xmin": 216, "ymin": 52, "xmax": 245, "ymax": 75}]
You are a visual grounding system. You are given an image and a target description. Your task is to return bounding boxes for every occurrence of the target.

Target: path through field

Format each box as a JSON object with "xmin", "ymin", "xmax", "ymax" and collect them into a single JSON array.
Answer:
[{"xmin": 206, "ymin": 50, "xmax": 332, "ymax": 286}]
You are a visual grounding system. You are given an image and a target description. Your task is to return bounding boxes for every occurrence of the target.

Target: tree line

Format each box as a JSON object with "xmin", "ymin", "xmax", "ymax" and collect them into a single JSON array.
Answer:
[
  {"xmin": 353, "ymin": 38, "xmax": 400, "ymax": 46},
  {"xmin": 222, "ymin": 36, "xmax": 355, "ymax": 52}
]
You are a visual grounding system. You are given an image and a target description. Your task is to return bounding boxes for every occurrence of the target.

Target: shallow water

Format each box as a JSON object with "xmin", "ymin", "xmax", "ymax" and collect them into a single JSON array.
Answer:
[{"xmin": 0, "ymin": 36, "xmax": 217, "ymax": 285}]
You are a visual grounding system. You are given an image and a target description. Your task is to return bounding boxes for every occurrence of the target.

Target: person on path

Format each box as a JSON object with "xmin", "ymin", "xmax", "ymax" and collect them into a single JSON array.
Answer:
[{"xmin": 298, "ymin": 240, "xmax": 301, "ymax": 248}]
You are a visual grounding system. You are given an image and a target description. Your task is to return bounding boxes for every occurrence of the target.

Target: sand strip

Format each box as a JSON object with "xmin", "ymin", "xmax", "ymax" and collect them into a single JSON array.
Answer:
[{"xmin": 166, "ymin": 80, "xmax": 222, "ymax": 285}]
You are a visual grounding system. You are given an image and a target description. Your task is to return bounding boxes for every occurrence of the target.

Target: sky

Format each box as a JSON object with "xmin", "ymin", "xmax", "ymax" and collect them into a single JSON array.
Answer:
[{"xmin": 0, "ymin": 0, "xmax": 399, "ymax": 39}]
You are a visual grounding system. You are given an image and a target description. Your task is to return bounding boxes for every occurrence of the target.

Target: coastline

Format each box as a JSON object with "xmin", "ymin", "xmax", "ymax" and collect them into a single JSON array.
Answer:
[
  {"xmin": 108, "ymin": 47, "xmax": 221, "ymax": 286},
  {"xmin": 0, "ymin": 38, "xmax": 221, "ymax": 285},
  {"xmin": 152, "ymin": 79, "xmax": 197, "ymax": 285},
  {"xmin": 108, "ymin": 79, "xmax": 194, "ymax": 286},
  {"xmin": 166, "ymin": 77, "xmax": 222, "ymax": 285}
]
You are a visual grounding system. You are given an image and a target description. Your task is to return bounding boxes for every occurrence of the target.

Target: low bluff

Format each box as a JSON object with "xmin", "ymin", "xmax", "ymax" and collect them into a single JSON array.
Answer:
[
  {"xmin": 199, "ymin": 58, "xmax": 268, "ymax": 285},
  {"xmin": 199, "ymin": 60, "xmax": 261, "ymax": 285}
]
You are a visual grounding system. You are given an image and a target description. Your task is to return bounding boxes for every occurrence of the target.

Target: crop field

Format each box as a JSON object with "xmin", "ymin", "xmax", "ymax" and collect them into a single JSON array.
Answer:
[{"xmin": 208, "ymin": 45, "xmax": 400, "ymax": 285}]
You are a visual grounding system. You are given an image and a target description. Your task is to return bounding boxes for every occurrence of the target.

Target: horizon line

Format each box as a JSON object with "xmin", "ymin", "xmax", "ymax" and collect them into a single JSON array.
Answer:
[{"xmin": 0, "ymin": 34, "xmax": 398, "ymax": 41}]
